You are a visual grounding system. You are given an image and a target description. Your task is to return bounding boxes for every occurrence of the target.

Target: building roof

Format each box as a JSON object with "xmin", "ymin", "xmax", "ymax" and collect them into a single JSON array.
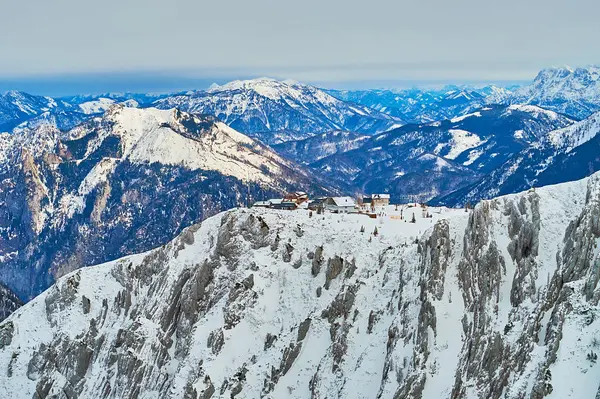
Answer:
[
  {"xmin": 252, "ymin": 201, "xmax": 270, "ymax": 207},
  {"xmin": 285, "ymin": 191, "xmax": 308, "ymax": 198},
  {"xmin": 329, "ymin": 197, "xmax": 356, "ymax": 207},
  {"xmin": 371, "ymin": 194, "xmax": 390, "ymax": 199},
  {"xmin": 268, "ymin": 198, "xmax": 284, "ymax": 205}
]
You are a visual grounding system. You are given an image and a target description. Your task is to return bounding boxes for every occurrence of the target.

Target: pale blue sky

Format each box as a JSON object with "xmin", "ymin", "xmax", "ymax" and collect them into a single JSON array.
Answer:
[{"xmin": 0, "ymin": 0, "xmax": 597, "ymax": 95}]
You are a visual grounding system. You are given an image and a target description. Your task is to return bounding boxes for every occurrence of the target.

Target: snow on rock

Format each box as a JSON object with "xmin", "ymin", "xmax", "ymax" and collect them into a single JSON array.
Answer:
[
  {"xmin": 78, "ymin": 98, "xmax": 117, "ymax": 114},
  {"xmin": 450, "ymin": 111, "xmax": 482, "ymax": 123},
  {"xmin": 444, "ymin": 129, "xmax": 484, "ymax": 160},
  {"xmin": 154, "ymin": 78, "xmax": 403, "ymax": 144},
  {"xmin": 547, "ymin": 111, "xmax": 600, "ymax": 152},
  {"xmin": 505, "ymin": 104, "xmax": 560, "ymax": 120},
  {"xmin": 463, "ymin": 148, "xmax": 484, "ymax": 166},
  {"xmin": 1, "ymin": 173, "xmax": 600, "ymax": 398},
  {"xmin": 76, "ymin": 106, "xmax": 299, "ymax": 185},
  {"xmin": 507, "ymin": 65, "xmax": 600, "ymax": 119}
]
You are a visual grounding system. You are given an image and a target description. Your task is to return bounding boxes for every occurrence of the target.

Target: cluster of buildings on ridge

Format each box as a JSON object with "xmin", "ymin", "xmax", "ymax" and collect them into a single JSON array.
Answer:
[{"xmin": 252, "ymin": 192, "xmax": 391, "ymax": 214}]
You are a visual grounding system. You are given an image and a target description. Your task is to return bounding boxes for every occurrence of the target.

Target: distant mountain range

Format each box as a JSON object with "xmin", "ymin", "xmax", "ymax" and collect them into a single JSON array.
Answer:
[
  {"xmin": 0, "ymin": 91, "xmax": 66, "ymax": 131},
  {"xmin": 153, "ymin": 78, "xmax": 404, "ymax": 144},
  {"xmin": 434, "ymin": 110, "xmax": 600, "ymax": 205},
  {"xmin": 0, "ymin": 91, "xmax": 150, "ymax": 132},
  {"xmin": 327, "ymin": 66, "xmax": 600, "ymax": 123},
  {"xmin": 0, "ymin": 106, "xmax": 332, "ymax": 304},
  {"xmin": 326, "ymin": 85, "xmax": 514, "ymax": 124},
  {"xmin": 304, "ymin": 104, "xmax": 576, "ymax": 202}
]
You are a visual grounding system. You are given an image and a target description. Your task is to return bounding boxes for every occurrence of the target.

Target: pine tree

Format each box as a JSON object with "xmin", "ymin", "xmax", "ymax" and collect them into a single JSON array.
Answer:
[
  {"xmin": 411, "ymin": 212, "xmax": 416, "ymax": 223},
  {"xmin": 360, "ymin": 225, "xmax": 365, "ymax": 233},
  {"xmin": 373, "ymin": 226, "xmax": 379, "ymax": 236}
]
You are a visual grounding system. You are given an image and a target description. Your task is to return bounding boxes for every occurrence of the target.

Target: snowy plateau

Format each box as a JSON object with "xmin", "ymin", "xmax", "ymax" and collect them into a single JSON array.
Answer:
[{"xmin": 1, "ymin": 173, "xmax": 600, "ymax": 398}]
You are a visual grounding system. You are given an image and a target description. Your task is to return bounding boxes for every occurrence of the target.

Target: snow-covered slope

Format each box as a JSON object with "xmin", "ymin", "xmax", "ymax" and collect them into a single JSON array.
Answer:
[
  {"xmin": 508, "ymin": 66, "xmax": 600, "ymax": 119},
  {"xmin": 0, "ymin": 106, "xmax": 335, "ymax": 309},
  {"xmin": 67, "ymin": 106, "xmax": 308, "ymax": 185},
  {"xmin": 435, "ymin": 111, "xmax": 600, "ymax": 206},
  {"xmin": 309, "ymin": 104, "xmax": 575, "ymax": 202},
  {"xmin": 546, "ymin": 110, "xmax": 600, "ymax": 152},
  {"xmin": 272, "ymin": 131, "xmax": 370, "ymax": 164},
  {"xmin": 0, "ymin": 91, "xmax": 65, "ymax": 131},
  {"xmin": 77, "ymin": 97, "xmax": 119, "ymax": 114},
  {"xmin": 1, "ymin": 174, "xmax": 600, "ymax": 398},
  {"xmin": 154, "ymin": 78, "xmax": 404, "ymax": 144}
]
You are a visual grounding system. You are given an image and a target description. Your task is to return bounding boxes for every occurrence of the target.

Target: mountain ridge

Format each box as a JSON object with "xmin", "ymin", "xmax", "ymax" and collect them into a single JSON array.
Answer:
[
  {"xmin": 0, "ymin": 106, "xmax": 334, "ymax": 305},
  {"xmin": 1, "ymin": 171, "xmax": 599, "ymax": 398},
  {"xmin": 153, "ymin": 78, "xmax": 404, "ymax": 144}
]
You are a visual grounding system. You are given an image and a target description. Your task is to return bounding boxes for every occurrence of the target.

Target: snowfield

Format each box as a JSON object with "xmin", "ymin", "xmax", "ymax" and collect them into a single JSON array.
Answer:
[{"xmin": 1, "ymin": 172, "xmax": 600, "ymax": 398}]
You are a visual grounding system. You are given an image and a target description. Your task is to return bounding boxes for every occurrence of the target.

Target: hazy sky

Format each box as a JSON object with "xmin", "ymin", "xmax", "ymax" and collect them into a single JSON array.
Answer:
[{"xmin": 0, "ymin": 0, "xmax": 598, "ymax": 94}]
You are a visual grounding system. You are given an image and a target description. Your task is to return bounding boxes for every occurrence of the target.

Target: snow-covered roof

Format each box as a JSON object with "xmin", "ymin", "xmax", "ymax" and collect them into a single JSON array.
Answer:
[
  {"xmin": 330, "ymin": 197, "xmax": 356, "ymax": 206},
  {"xmin": 252, "ymin": 201, "xmax": 270, "ymax": 207},
  {"xmin": 268, "ymin": 199, "xmax": 284, "ymax": 205},
  {"xmin": 371, "ymin": 194, "xmax": 390, "ymax": 199}
]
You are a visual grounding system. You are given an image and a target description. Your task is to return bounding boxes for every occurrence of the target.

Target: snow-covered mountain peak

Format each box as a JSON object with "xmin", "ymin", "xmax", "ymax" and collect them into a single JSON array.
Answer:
[
  {"xmin": 154, "ymin": 79, "xmax": 403, "ymax": 143},
  {"xmin": 66, "ymin": 106, "xmax": 293, "ymax": 184},
  {"xmin": 0, "ymin": 91, "xmax": 64, "ymax": 131},
  {"xmin": 484, "ymin": 85, "xmax": 514, "ymax": 103},
  {"xmin": 208, "ymin": 77, "xmax": 338, "ymax": 105},
  {"xmin": 508, "ymin": 65, "xmax": 600, "ymax": 119}
]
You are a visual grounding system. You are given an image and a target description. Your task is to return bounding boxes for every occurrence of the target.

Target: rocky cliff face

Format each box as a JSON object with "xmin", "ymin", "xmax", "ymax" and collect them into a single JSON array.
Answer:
[
  {"xmin": 1, "ymin": 172, "xmax": 599, "ymax": 398},
  {"xmin": 0, "ymin": 283, "xmax": 21, "ymax": 322}
]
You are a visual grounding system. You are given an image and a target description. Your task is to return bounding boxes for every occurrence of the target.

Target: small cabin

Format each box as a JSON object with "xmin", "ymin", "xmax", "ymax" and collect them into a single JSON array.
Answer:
[
  {"xmin": 323, "ymin": 197, "xmax": 357, "ymax": 213},
  {"xmin": 363, "ymin": 194, "xmax": 390, "ymax": 207},
  {"xmin": 308, "ymin": 197, "xmax": 326, "ymax": 211},
  {"xmin": 252, "ymin": 201, "xmax": 271, "ymax": 208},
  {"xmin": 284, "ymin": 191, "xmax": 309, "ymax": 204},
  {"xmin": 272, "ymin": 200, "xmax": 297, "ymax": 210}
]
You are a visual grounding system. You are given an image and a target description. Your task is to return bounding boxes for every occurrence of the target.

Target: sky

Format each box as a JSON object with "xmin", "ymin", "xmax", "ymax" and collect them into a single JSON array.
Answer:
[{"xmin": 0, "ymin": 0, "xmax": 598, "ymax": 95}]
